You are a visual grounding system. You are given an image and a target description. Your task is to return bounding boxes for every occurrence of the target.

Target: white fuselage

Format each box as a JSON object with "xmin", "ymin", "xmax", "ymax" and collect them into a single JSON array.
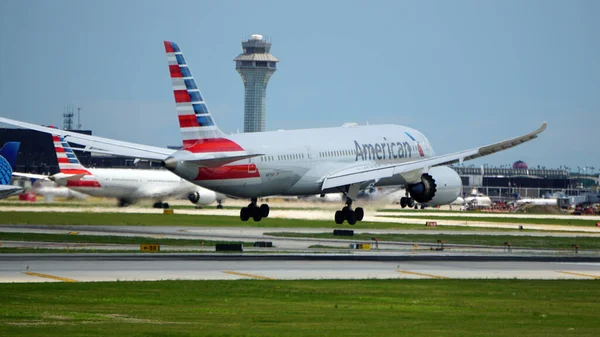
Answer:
[
  {"xmin": 54, "ymin": 168, "xmax": 206, "ymax": 201},
  {"xmin": 171, "ymin": 124, "xmax": 444, "ymax": 198}
]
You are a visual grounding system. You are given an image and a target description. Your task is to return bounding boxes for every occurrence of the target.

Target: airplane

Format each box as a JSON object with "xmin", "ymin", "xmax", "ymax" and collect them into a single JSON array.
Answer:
[
  {"xmin": 0, "ymin": 41, "xmax": 547, "ymax": 224},
  {"xmin": 13, "ymin": 133, "xmax": 225, "ymax": 208},
  {"xmin": 0, "ymin": 142, "xmax": 23, "ymax": 199},
  {"xmin": 463, "ymin": 188, "xmax": 493, "ymax": 208},
  {"xmin": 514, "ymin": 198, "xmax": 557, "ymax": 207}
]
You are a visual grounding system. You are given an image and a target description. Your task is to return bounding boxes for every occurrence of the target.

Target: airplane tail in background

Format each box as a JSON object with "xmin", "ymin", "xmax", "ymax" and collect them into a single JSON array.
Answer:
[
  {"xmin": 0, "ymin": 142, "xmax": 20, "ymax": 185},
  {"xmin": 53, "ymin": 135, "xmax": 90, "ymax": 175},
  {"xmin": 0, "ymin": 141, "xmax": 20, "ymax": 171},
  {"xmin": 164, "ymin": 41, "xmax": 243, "ymax": 154}
]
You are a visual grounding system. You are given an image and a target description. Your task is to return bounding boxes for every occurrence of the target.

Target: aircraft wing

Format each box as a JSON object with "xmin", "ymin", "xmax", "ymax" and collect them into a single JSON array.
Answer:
[
  {"xmin": 0, "ymin": 185, "xmax": 23, "ymax": 199},
  {"xmin": 0, "ymin": 117, "xmax": 175, "ymax": 161},
  {"xmin": 322, "ymin": 122, "xmax": 547, "ymax": 190}
]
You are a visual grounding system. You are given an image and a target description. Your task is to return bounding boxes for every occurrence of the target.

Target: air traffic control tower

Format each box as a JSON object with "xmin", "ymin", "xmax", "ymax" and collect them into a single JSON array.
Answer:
[{"xmin": 234, "ymin": 34, "xmax": 278, "ymax": 133}]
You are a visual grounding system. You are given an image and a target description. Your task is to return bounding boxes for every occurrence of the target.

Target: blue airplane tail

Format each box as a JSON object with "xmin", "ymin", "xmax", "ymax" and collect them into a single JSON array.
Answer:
[
  {"xmin": 0, "ymin": 142, "xmax": 19, "ymax": 185},
  {"xmin": 0, "ymin": 142, "xmax": 20, "ymax": 171}
]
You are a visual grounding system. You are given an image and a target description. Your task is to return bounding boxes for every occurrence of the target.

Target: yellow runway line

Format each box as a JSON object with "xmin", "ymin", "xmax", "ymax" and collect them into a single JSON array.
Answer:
[
  {"xmin": 396, "ymin": 269, "xmax": 448, "ymax": 279},
  {"xmin": 222, "ymin": 271, "xmax": 274, "ymax": 280},
  {"xmin": 23, "ymin": 271, "xmax": 78, "ymax": 282},
  {"xmin": 556, "ymin": 271, "xmax": 600, "ymax": 279}
]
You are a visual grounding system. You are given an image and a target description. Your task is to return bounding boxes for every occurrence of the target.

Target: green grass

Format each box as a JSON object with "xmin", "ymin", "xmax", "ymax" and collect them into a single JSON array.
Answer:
[
  {"xmin": 0, "ymin": 248, "xmax": 226, "ymax": 254},
  {"xmin": 379, "ymin": 214, "xmax": 599, "ymax": 227},
  {"xmin": 0, "ymin": 211, "xmax": 492, "ymax": 230},
  {"xmin": 0, "ymin": 280, "xmax": 598, "ymax": 336},
  {"xmin": 0, "ymin": 248, "xmax": 150, "ymax": 254},
  {"xmin": 266, "ymin": 232, "xmax": 600, "ymax": 250},
  {"xmin": 0, "ymin": 232, "xmax": 251, "ymax": 247},
  {"xmin": 0, "ymin": 201, "xmax": 319, "ymax": 211},
  {"xmin": 378, "ymin": 208, "xmax": 463, "ymax": 213},
  {"xmin": 2, "ymin": 211, "xmax": 593, "ymax": 232}
]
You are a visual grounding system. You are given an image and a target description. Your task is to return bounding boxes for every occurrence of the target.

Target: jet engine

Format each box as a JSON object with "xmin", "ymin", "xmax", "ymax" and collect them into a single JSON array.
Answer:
[
  {"xmin": 188, "ymin": 190, "xmax": 217, "ymax": 205},
  {"xmin": 407, "ymin": 166, "xmax": 462, "ymax": 206}
]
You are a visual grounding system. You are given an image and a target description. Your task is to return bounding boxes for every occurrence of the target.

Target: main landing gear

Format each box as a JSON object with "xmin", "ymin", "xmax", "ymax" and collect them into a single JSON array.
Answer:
[
  {"xmin": 399, "ymin": 196, "xmax": 415, "ymax": 208},
  {"xmin": 118, "ymin": 198, "xmax": 132, "ymax": 207},
  {"xmin": 152, "ymin": 201, "xmax": 170, "ymax": 209},
  {"xmin": 334, "ymin": 184, "xmax": 364, "ymax": 225},
  {"xmin": 240, "ymin": 197, "xmax": 270, "ymax": 222},
  {"xmin": 334, "ymin": 199, "xmax": 364, "ymax": 225}
]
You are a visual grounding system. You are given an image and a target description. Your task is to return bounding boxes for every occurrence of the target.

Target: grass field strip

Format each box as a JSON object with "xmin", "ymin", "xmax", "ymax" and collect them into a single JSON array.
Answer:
[
  {"xmin": 222, "ymin": 271, "xmax": 275, "ymax": 280},
  {"xmin": 396, "ymin": 269, "xmax": 449, "ymax": 279},
  {"xmin": 556, "ymin": 271, "xmax": 600, "ymax": 279},
  {"xmin": 23, "ymin": 271, "xmax": 77, "ymax": 282}
]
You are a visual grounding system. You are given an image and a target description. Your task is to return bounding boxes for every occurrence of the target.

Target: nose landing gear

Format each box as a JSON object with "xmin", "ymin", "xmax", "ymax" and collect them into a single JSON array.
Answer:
[{"xmin": 333, "ymin": 184, "xmax": 364, "ymax": 225}]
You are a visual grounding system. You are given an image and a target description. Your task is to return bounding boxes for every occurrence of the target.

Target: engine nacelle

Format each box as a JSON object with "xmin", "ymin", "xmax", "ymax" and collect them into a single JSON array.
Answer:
[
  {"xmin": 408, "ymin": 166, "xmax": 462, "ymax": 206},
  {"xmin": 188, "ymin": 190, "xmax": 217, "ymax": 205}
]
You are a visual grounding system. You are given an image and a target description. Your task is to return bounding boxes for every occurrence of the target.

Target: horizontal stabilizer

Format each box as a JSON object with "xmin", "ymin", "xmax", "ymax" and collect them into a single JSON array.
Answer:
[
  {"xmin": 164, "ymin": 153, "xmax": 264, "ymax": 169},
  {"xmin": 12, "ymin": 172, "xmax": 49, "ymax": 180},
  {"xmin": 50, "ymin": 173, "xmax": 86, "ymax": 183},
  {"xmin": 0, "ymin": 117, "xmax": 175, "ymax": 161}
]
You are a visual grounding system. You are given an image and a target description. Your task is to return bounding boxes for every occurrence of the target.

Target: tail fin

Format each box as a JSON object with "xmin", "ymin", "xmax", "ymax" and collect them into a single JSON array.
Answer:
[
  {"xmin": 164, "ymin": 41, "xmax": 243, "ymax": 153},
  {"xmin": 52, "ymin": 134, "xmax": 89, "ymax": 175},
  {"xmin": 0, "ymin": 142, "xmax": 20, "ymax": 171},
  {"xmin": 0, "ymin": 142, "xmax": 19, "ymax": 185}
]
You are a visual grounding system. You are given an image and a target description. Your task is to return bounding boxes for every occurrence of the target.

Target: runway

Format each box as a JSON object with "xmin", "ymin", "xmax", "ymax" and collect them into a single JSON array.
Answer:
[{"xmin": 1, "ymin": 254, "xmax": 599, "ymax": 282}]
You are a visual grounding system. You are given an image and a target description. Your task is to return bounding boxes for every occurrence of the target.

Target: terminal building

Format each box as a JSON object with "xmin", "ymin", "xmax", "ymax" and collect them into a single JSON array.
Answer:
[
  {"xmin": 234, "ymin": 34, "xmax": 278, "ymax": 133},
  {"xmin": 450, "ymin": 160, "xmax": 589, "ymax": 202}
]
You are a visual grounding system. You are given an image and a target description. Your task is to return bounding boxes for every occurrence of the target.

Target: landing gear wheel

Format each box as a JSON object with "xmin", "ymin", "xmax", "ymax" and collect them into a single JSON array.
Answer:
[
  {"xmin": 162, "ymin": 202, "xmax": 170, "ymax": 209},
  {"xmin": 407, "ymin": 198, "xmax": 415, "ymax": 208},
  {"xmin": 346, "ymin": 210, "xmax": 357, "ymax": 225},
  {"xmin": 400, "ymin": 197, "xmax": 407, "ymax": 208},
  {"xmin": 355, "ymin": 207, "xmax": 364, "ymax": 221},
  {"xmin": 260, "ymin": 204, "xmax": 270, "ymax": 218},
  {"xmin": 334, "ymin": 210, "xmax": 344, "ymax": 224},
  {"xmin": 240, "ymin": 207, "xmax": 250, "ymax": 221},
  {"xmin": 252, "ymin": 208, "xmax": 263, "ymax": 222},
  {"xmin": 152, "ymin": 202, "xmax": 162, "ymax": 209},
  {"xmin": 216, "ymin": 202, "xmax": 223, "ymax": 209}
]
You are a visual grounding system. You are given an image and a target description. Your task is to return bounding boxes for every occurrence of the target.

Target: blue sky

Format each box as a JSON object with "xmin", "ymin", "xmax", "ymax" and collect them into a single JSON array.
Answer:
[{"xmin": 0, "ymin": 0, "xmax": 598, "ymax": 170}]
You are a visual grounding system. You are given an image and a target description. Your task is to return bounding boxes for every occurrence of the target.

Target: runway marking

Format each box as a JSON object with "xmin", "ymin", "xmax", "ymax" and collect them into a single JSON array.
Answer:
[
  {"xmin": 23, "ymin": 272, "xmax": 77, "ymax": 282},
  {"xmin": 556, "ymin": 271, "xmax": 600, "ymax": 279},
  {"xmin": 396, "ymin": 269, "xmax": 449, "ymax": 279},
  {"xmin": 222, "ymin": 271, "xmax": 274, "ymax": 280}
]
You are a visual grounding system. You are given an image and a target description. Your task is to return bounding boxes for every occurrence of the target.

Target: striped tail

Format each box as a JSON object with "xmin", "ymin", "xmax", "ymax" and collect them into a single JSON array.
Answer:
[
  {"xmin": 164, "ymin": 41, "xmax": 243, "ymax": 154},
  {"xmin": 52, "ymin": 135, "xmax": 90, "ymax": 175}
]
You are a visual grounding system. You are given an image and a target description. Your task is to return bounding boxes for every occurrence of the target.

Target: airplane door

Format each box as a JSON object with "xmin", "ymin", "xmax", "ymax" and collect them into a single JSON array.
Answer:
[{"xmin": 248, "ymin": 157, "xmax": 257, "ymax": 174}]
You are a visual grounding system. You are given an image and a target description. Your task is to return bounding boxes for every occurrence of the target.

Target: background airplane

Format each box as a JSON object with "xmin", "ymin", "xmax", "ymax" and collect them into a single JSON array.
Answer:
[
  {"xmin": 0, "ymin": 41, "xmax": 546, "ymax": 224},
  {"xmin": 13, "ymin": 134, "xmax": 225, "ymax": 208},
  {"xmin": 0, "ymin": 142, "xmax": 23, "ymax": 199}
]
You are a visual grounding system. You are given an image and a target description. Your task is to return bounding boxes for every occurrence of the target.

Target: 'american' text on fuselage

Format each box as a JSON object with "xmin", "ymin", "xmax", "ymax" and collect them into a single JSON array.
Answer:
[{"xmin": 354, "ymin": 140, "xmax": 412, "ymax": 161}]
